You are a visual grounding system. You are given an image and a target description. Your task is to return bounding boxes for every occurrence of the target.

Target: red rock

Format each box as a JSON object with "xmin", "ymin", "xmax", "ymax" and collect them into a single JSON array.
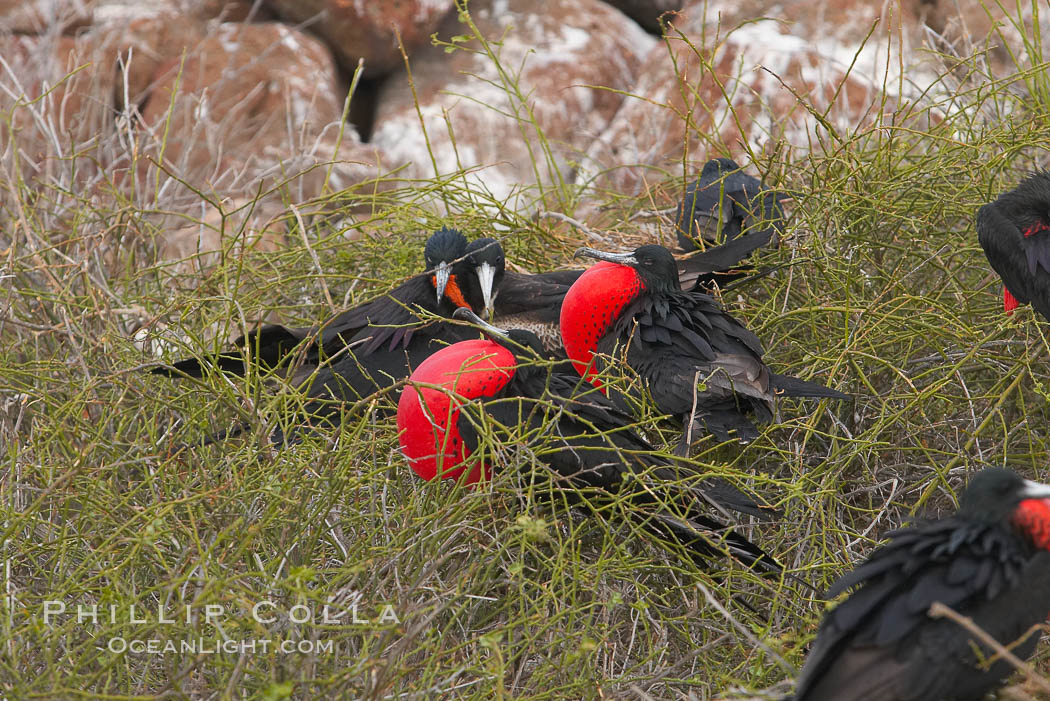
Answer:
[
  {"xmin": 370, "ymin": 0, "xmax": 655, "ymax": 205},
  {"xmin": 92, "ymin": 0, "xmax": 266, "ymax": 23},
  {"xmin": 0, "ymin": 0, "xmax": 93, "ymax": 34},
  {"xmin": 263, "ymin": 0, "xmax": 456, "ymax": 78},
  {"xmin": 0, "ymin": 16, "xmax": 385, "ymax": 279},
  {"xmin": 582, "ymin": 0, "xmax": 1049, "ymax": 197},
  {"xmin": 580, "ymin": 1, "xmax": 911, "ymax": 196},
  {"xmin": 136, "ymin": 22, "xmax": 382, "ymax": 198}
]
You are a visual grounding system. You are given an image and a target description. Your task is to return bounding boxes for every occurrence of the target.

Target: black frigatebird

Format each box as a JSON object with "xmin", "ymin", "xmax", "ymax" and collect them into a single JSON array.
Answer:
[
  {"xmin": 791, "ymin": 467, "xmax": 1050, "ymax": 701},
  {"xmin": 675, "ymin": 157, "xmax": 786, "ymax": 253},
  {"xmin": 977, "ymin": 170, "xmax": 1050, "ymax": 321},
  {"xmin": 154, "ymin": 227, "xmax": 496, "ymax": 443},
  {"xmin": 561, "ymin": 244, "xmax": 846, "ymax": 450},
  {"xmin": 396, "ymin": 308, "xmax": 782, "ymax": 573}
]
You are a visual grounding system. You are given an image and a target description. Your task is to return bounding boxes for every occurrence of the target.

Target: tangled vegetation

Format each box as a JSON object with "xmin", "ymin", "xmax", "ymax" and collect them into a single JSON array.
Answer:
[{"xmin": 3, "ymin": 3, "xmax": 1050, "ymax": 698}]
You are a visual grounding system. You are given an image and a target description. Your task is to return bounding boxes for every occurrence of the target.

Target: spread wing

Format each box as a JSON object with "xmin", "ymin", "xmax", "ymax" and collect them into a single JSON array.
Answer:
[
  {"xmin": 315, "ymin": 274, "xmax": 438, "ymax": 358},
  {"xmin": 153, "ymin": 274, "xmax": 438, "ymax": 377},
  {"xmin": 493, "ymin": 269, "xmax": 581, "ymax": 320},
  {"xmin": 676, "ymin": 228, "xmax": 776, "ymax": 291}
]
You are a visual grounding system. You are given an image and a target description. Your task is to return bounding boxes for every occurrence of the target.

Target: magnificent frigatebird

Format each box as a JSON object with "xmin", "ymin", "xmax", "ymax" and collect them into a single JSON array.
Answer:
[
  {"xmin": 561, "ymin": 244, "xmax": 846, "ymax": 449},
  {"xmin": 461, "ymin": 237, "xmax": 584, "ymax": 352},
  {"xmin": 791, "ymin": 467, "xmax": 1050, "ymax": 701},
  {"xmin": 396, "ymin": 308, "xmax": 782, "ymax": 572},
  {"xmin": 977, "ymin": 170, "xmax": 1050, "ymax": 320},
  {"xmin": 153, "ymin": 227, "xmax": 482, "ymax": 379},
  {"xmin": 675, "ymin": 158, "xmax": 785, "ymax": 253},
  {"xmin": 153, "ymin": 227, "xmax": 495, "ymax": 443}
]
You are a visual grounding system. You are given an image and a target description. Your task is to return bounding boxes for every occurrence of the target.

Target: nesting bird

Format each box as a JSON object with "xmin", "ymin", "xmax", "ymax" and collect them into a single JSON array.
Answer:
[
  {"xmin": 675, "ymin": 157, "xmax": 786, "ymax": 253},
  {"xmin": 396, "ymin": 308, "xmax": 782, "ymax": 572},
  {"xmin": 560, "ymin": 244, "xmax": 846, "ymax": 450},
  {"xmin": 791, "ymin": 468, "xmax": 1050, "ymax": 701}
]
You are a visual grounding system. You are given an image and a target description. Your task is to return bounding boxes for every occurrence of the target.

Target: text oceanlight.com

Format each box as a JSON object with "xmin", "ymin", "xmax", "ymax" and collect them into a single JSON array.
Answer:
[{"xmin": 108, "ymin": 637, "xmax": 335, "ymax": 655}]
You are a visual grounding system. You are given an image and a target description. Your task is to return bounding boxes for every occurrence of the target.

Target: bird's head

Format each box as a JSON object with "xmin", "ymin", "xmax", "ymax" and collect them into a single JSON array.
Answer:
[
  {"xmin": 453, "ymin": 307, "xmax": 545, "ymax": 364},
  {"xmin": 995, "ymin": 171, "xmax": 1050, "ymax": 238},
  {"xmin": 423, "ymin": 227, "xmax": 470, "ymax": 308},
  {"xmin": 960, "ymin": 468, "xmax": 1050, "ymax": 549},
  {"xmin": 701, "ymin": 157, "xmax": 742, "ymax": 179},
  {"xmin": 573, "ymin": 244, "xmax": 681, "ymax": 293},
  {"xmin": 464, "ymin": 237, "xmax": 506, "ymax": 320}
]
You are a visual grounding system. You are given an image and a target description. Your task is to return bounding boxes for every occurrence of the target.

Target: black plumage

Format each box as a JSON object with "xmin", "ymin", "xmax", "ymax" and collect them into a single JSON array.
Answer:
[
  {"xmin": 154, "ymin": 227, "xmax": 488, "ymax": 442},
  {"xmin": 464, "ymin": 231, "xmax": 776, "ymax": 354},
  {"xmin": 792, "ymin": 468, "xmax": 1050, "ymax": 701},
  {"xmin": 978, "ymin": 170, "xmax": 1050, "ymax": 320},
  {"xmin": 675, "ymin": 157, "xmax": 785, "ymax": 253},
  {"xmin": 463, "ymin": 237, "xmax": 582, "ymax": 352}
]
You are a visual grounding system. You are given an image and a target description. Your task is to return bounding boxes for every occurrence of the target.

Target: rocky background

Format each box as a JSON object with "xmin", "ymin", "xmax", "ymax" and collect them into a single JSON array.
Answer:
[{"xmin": 0, "ymin": 0, "xmax": 1044, "ymax": 269}]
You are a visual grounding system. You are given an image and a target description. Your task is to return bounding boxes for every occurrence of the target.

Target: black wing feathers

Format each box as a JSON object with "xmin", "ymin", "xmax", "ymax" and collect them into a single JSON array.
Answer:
[
  {"xmin": 454, "ymin": 364, "xmax": 780, "ymax": 572},
  {"xmin": 794, "ymin": 519, "xmax": 1035, "ymax": 701},
  {"xmin": 978, "ymin": 202, "xmax": 1050, "ymax": 321}
]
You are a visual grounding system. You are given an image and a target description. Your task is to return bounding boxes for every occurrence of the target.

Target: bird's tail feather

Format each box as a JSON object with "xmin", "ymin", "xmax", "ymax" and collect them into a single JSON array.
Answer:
[
  {"xmin": 770, "ymin": 373, "xmax": 848, "ymax": 400},
  {"xmin": 151, "ymin": 354, "xmax": 248, "ymax": 378},
  {"xmin": 611, "ymin": 478, "xmax": 782, "ymax": 575},
  {"xmin": 150, "ymin": 325, "xmax": 311, "ymax": 379},
  {"xmin": 647, "ymin": 510, "xmax": 783, "ymax": 575}
]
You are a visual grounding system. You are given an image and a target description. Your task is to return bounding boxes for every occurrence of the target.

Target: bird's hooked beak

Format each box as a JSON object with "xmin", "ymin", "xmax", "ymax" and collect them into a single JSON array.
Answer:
[
  {"xmin": 573, "ymin": 247, "xmax": 638, "ymax": 266},
  {"xmin": 433, "ymin": 261, "xmax": 452, "ymax": 305},
  {"xmin": 453, "ymin": 307, "xmax": 510, "ymax": 340},
  {"xmin": 1021, "ymin": 479, "xmax": 1050, "ymax": 500},
  {"xmin": 475, "ymin": 261, "xmax": 498, "ymax": 320}
]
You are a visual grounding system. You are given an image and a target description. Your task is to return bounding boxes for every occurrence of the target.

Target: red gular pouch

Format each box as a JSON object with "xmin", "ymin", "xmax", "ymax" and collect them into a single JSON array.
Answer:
[
  {"xmin": 1013, "ymin": 497, "xmax": 1050, "ymax": 551},
  {"xmin": 1004, "ymin": 287, "xmax": 1020, "ymax": 315},
  {"xmin": 397, "ymin": 339, "xmax": 517, "ymax": 485},
  {"xmin": 560, "ymin": 261, "xmax": 644, "ymax": 390}
]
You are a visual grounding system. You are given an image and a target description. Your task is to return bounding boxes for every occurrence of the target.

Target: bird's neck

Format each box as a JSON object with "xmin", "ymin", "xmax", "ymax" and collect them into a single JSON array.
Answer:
[{"xmin": 430, "ymin": 273, "xmax": 473, "ymax": 313}]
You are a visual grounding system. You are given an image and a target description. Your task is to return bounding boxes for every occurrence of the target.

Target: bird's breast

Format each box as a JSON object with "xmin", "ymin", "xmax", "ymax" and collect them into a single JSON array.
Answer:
[
  {"xmin": 560, "ymin": 262, "xmax": 643, "ymax": 388},
  {"xmin": 397, "ymin": 339, "xmax": 516, "ymax": 484}
]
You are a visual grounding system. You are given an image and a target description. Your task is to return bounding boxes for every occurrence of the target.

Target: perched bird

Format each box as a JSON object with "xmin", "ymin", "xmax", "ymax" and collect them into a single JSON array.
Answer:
[
  {"xmin": 153, "ymin": 227, "xmax": 482, "ymax": 379},
  {"xmin": 675, "ymin": 158, "xmax": 785, "ymax": 253},
  {"xmin": 396, "ymin": 308, "xmax": 782, "ymax": 572},
  {"xmin": 154, "ymin": 227, "xmax": 495, "ymax": 443},
  {"xmin": 977, "ymin": 170, "xmax": 1050, "ymax": 320},
  {"xmin": 462, "ymin": 237, "xmax": 506, "ymax": 320},
  {"xmin": 561, "ymin": 244, "xmax": 846, "ymax": 450},
  {"xmin": 791, "ymin": 467, "xmax": 1050, "ymax": 701}
]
